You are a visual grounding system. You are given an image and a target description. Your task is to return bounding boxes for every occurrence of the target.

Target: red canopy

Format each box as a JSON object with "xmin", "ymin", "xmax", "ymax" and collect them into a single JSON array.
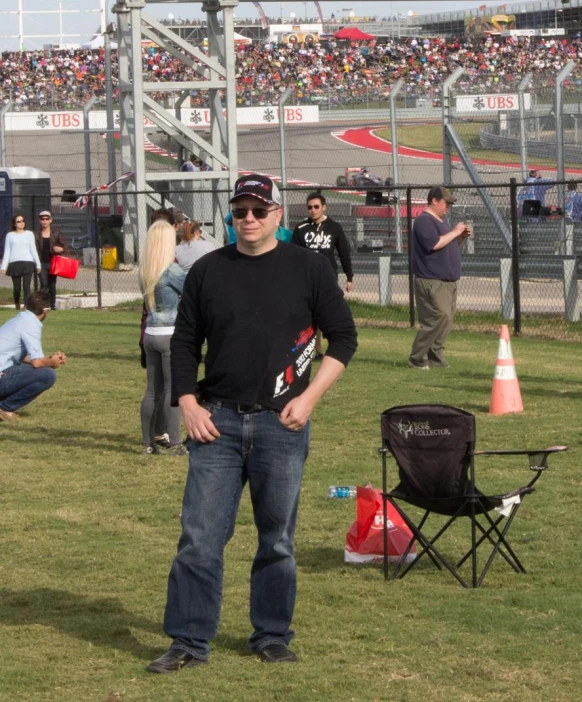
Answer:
[{"xmin": 333, "ymin": 27, "xmax": 376, "ymax": 41}]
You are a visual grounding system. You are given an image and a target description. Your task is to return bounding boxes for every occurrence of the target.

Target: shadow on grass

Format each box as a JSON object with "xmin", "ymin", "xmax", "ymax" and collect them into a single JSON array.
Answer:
[
  {"xmin": 71, "ymin": 351, "xmax": 141, "ymax": 362},
  {"xmin": 3, "ymin": 425, "xmax": 139, "ymax": 454},
  {"xmin": 0, "ymin": 588, "xmax": 161, "ymax": 660},
  {"xmin": 297, "ymin": 546, "xmax": 345, "ymax": 571}
]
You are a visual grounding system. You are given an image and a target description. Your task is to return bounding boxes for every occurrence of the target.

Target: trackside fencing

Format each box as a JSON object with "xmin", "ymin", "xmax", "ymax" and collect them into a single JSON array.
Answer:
[{"xmin": 0, "ymin": 182, "xmax": 580, "ymax": 341}]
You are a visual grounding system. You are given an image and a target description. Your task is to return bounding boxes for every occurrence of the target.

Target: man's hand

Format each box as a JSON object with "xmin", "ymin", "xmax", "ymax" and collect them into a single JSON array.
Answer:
[
  {"xmin": 346, "ymin": 281, "xmax": 353, "ymax": 293},
  {"xmin": 51, "ymin": 351, "xmax": 66, "ymax": 368},
  {"xmin": 179, "ymin": 394, "xmax": 220, "ymax": 443},
  {"xmin": 280, "ymin": 394, "xmax": 315, "ymax": 431}
]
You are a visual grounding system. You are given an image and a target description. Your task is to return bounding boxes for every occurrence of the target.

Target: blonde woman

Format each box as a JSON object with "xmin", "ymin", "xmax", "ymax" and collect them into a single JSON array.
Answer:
[
  {"xmin": 175, "ymin": 220, "xmax": 216, "ymax": 273},
  {"xmin": 139, "ymin": 220, "xmax": 187, "ymax": 455},
  {"xmin": 1, "ymin": 214, "xmax": 41, "ymax": 309}
]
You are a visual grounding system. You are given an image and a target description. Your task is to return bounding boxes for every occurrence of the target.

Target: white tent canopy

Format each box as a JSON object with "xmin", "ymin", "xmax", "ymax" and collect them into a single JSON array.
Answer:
[{"xmin": 82, "ymin": 34, "xmax": 118, "ymax": 50}]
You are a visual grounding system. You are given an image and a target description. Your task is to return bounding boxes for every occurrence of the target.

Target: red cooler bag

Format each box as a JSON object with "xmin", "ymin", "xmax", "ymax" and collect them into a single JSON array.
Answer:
[
  {"xmin": 345, "ymin": 485, "xmax": 416, "ymax": 564},
  {"xmin": 49, "ymin": 255, "xmax": 80, "ymax": 279}
]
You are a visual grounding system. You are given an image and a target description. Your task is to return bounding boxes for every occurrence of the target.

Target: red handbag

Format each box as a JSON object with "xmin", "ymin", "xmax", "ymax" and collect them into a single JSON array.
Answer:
[{"xmin": 49, "ymin": 255, "xmax": 80, "ymax": 279}]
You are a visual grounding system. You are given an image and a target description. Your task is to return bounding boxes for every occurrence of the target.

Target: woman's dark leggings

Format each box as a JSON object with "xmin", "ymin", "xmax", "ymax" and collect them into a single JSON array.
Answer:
[{"xmin": 12, "ymin": 272, "xmax": 33, "ymax": 308}]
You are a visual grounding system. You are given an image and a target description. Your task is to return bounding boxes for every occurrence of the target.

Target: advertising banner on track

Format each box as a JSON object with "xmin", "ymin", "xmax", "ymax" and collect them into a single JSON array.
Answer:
[
  {"xmin": 4, "ymin": 106, "xmax": 319, "ymax": 132},
  {"xmin": 456, "ymin": 93, "xmax": 530, "ymax": 113}
]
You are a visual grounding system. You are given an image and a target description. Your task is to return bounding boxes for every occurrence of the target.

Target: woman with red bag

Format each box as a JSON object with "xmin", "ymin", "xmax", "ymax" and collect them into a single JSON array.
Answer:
[
  {"xmin": 34, "ymin": 211, "xmax": 66, "ymax": 311},
  {"xmin": 1, "ymin": 213, "xmax": 41, "ymax": 310}
]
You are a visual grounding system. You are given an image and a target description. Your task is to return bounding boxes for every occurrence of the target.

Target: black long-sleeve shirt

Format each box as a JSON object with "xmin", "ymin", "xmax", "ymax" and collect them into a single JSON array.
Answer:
[
  {"xmin": 292, "ymin": 216, "xmax": 354, "ymax": 281},
  {"xmin": 171, "ymin": 242, "xmax": 357, "ymax": 410}
]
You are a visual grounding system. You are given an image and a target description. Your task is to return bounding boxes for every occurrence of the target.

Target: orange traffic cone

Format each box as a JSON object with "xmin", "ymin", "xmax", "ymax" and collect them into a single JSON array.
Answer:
[{"xmin": 489, "ymin": 325, "xmax": 523, "ymax": 415}]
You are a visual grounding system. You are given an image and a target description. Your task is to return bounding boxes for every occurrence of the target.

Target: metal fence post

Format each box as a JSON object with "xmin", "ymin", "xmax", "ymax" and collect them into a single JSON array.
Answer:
[
  {"xmin": 509, "ymin": 178, "xmax": 520, "ymax": 331},
  {"xmin": 389, "ymin": 78, "xmax": 404, "ymax": 252},
  {"xmin": 556, "ymin": 61, "xmax": 575, "ymax": 253},
  {"xmin": 442, "ymin": 67, "xmax": 464, "ymax": 186},
  {"xmin": 563, "ymin": 260, "xmax": 580, "ymax": 322},
  {"xmin": 279, "ymin": 86, "xmax": 293, "ymax": 229},
  {"xmin": 94, "ymin": 195, "xmax": 102, "ymax": 310},
  {"xmin": 378, "ymin": 256, "xmax": 392, "ymax": 306},
  {"xmin": 0, "ymin": 101, "xmax": 12, "ymax": 168},
  {"xmin": 517, "ymin": 73, "xmax": 532, "ymax": 181},
  {"xmin": 406, "ymin": 186, "xmax": 415, "ymax": 328}
]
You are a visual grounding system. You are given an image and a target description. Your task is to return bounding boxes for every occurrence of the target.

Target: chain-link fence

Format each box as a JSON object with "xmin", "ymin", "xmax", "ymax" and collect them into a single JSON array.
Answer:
[{"xmin": 1, "ymin": 182, "xmax": 581, "ymax": 341}]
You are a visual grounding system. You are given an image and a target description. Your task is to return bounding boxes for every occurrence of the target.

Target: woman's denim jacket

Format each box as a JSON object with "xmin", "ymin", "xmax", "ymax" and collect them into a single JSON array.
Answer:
[{"xmin": 144, "ymin": 263, "xmax": 186, "ymax": 328}]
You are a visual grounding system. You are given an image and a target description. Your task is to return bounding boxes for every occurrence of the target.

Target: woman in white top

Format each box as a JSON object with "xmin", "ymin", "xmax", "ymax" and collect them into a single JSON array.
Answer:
[
  {"xmin": 175, "ymin": 220, "xmax": 216, "ymax": 273},
  {"xmin": 0, "ymin": 213, "xmax": 41, "ymax": 309}
]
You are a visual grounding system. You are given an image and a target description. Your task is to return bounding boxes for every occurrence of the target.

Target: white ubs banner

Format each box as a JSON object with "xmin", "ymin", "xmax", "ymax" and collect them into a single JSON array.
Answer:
[
  {"xmin": 4, "ymin": 105, "xmax": 319, "ymax": 132},
  {"xmin": 456, "ymin": 94, "xmax": 531, "ymax": 113}
]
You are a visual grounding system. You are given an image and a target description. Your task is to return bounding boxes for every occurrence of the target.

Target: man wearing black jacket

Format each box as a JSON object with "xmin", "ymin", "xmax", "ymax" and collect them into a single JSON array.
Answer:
[
  {"xmin": 292, "ymin": 192, "xmax": 353, "ymax": 358},
  {"xmin": 148, "ymin": 174, "xmax": 357, "ymax": 674}
]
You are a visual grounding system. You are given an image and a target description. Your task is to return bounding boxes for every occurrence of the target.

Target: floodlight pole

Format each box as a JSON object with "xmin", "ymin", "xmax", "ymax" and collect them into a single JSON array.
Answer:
[
  {"xmin": 389, "ymin": 78, "xmax": 404, "ymax": 252},
  {"xmin": 83, "ymin": 96, "xmax": 98, "ymax": 194},
  {"xmin": 442, "ymin": 67, "xmax": 464, "ymax": 186},
  {"xmin": 279, "ymin": 85, "xmax": 293, "ymax": 229},
  {"xmin": 517, "ymin": 73, "xmax": 532, "ymax": 181},
  {"xmin": 104, "ymin": 27, "xmax": 117, "ymax": 183}
]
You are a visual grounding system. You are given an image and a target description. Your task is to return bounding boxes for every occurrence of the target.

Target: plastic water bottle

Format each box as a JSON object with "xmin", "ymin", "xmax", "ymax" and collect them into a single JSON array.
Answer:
[{"xmin": 328, "ymin": 486, "xmax": 357, "ymax": 499}]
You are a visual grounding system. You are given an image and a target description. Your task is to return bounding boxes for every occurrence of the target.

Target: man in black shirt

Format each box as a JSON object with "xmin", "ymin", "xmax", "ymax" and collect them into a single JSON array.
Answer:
[
  {"xmin": 148, "ymin": 174, "xmax": 357, "ymax": 673},
  {"xmin": 292, "ymin": 192, "xmax": 353, "ymax": 359}
]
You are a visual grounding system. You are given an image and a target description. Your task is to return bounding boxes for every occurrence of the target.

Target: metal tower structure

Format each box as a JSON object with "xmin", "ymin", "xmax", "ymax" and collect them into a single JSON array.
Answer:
[{"xmin": 112, "ymin": 0, "xmax": 239, "ymax": 260}]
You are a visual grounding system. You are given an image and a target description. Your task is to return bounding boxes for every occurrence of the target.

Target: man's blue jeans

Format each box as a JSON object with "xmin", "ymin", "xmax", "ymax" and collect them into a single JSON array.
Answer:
[
  {"xmin": 163, "ymin": 404, "xmax": 310, "ymax": 660},
  {"xmin": 0, "ymin": 364, "xmax": 56, "ymax": 412}
]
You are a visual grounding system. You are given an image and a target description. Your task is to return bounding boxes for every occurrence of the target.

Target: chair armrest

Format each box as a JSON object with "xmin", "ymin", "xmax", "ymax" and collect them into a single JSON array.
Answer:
[{"xmin": 472, "ymin": 446, "xmax": 567, "ymax": 471}]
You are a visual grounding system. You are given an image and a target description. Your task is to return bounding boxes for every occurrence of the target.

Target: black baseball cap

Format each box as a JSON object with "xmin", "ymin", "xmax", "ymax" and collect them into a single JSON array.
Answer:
[
  {"xmin": 230, "ymin": 174, "xmax": 282, "ymax": 206},
  {"xmin": 427, "ymin": 186, "xmax": 457, "ymax": 204}
]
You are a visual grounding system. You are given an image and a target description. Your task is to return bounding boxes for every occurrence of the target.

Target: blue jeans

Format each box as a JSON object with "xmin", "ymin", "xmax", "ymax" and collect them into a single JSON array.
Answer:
[
  {"xmin": 0, "ymin": 363, "xmax": 56, "ymax": 412},
  {"xmin": 163, "ymin": 404, "xmax": 310, "ymax": 660}
]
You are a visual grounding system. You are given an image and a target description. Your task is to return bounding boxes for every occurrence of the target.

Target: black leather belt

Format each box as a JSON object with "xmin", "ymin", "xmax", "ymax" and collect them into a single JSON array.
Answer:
[{"xmin": 203, "ymin": 399, "xmax": 271, "ymax": 414}]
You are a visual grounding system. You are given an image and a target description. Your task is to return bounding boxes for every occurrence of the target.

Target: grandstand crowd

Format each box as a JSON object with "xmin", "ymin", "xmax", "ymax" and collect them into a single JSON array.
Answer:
[{"xmin": 1, "ymin": 34, "xmax": 582, "ymax": 111}]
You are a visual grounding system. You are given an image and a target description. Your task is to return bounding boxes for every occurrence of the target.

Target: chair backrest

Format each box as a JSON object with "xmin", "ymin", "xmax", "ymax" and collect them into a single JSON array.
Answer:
[{"xmin": 381, "ymin": 405, "xmax": 476, "ymax": 500}]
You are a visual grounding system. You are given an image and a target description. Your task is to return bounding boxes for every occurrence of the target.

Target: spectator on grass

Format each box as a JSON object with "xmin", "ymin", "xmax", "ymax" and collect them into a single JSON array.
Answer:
[
  {"xmin": 1, "ymin": 213, "xmax": 41, "ymax": 310},
  {"xmin": 147, "ymin": 174, "xmax": 357, "ymax": 673},
  {"xmin": 0, "ymin": 291, "xmax": 65, "ymax": 421},
  {"xmin": 35, "ymin": 210, "xmax": 66, "ymax": 311},
  {"xmin": 175, "ymin": 220, "xmax": 216, "ymax": 272},
  {"xmin": 138, "ymin": 219, "xmax": 187, "ymax": 456},
  {"xmin": 408, "ymin": 186, "xmax": 472, "ymax": 370},
  {"xmin": 292, "ymin": 192, "xmax": 353, "ymax": 360}
]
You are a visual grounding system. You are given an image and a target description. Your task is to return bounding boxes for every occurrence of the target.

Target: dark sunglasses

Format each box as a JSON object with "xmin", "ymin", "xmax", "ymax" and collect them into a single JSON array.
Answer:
[
  {"xmin": 307, "ymin": 204, "xmax": 322, "ymax": 210},
  {"xmin": 231, "ymin": 207, "xmax": 277, "ymax": 220},
  {"xmin": 15, "ymin": 219, "xmax": 25, "ymax": 223},
  {"xmin": 39, "ymin": 216, "xmax": 51, "ymax": 220}
]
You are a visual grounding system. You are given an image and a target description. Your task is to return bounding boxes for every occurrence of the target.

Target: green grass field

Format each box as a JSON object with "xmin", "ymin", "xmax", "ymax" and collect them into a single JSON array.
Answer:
[
  {"xmin": 0, "ymin": 308, "xmax": 580, "ymax": 701},
  {"xmin": 374, "ymin": 124, "xmax": 578, "ymax": 170}
]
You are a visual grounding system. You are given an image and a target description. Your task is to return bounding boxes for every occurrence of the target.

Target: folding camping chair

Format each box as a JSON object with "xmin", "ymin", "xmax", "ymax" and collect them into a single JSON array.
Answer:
[{"xmin": 379, "ymin": 405, "xmax": 567, "ymax": 588}]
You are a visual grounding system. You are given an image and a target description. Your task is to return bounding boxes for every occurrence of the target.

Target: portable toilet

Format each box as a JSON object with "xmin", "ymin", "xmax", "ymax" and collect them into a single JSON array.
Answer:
[{"xmin": 0, "ymin": 167, "xmax": 51, "ymax": 256}]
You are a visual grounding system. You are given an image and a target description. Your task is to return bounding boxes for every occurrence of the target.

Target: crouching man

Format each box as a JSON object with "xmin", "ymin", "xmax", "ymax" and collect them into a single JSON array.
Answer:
[{"xmin": 0, "ymin": 291, "xmax": 66, "ymax": 421}]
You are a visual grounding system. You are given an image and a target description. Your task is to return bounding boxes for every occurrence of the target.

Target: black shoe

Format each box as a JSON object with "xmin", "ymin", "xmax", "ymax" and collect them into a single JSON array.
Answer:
[
  {"xmin": 155, "ymin": 432, "xmax": 171, "ymax": 449},
  {"xmin": 314, "ymin": 352, "xmax": 324, "ymax": 361},
  {"xmin": 147, "ymin": 648, "xmax": 207, "ymax": 674},
  {"xmin": 257, "ymin": 643, "xmax": 297, "ymax": 663}
]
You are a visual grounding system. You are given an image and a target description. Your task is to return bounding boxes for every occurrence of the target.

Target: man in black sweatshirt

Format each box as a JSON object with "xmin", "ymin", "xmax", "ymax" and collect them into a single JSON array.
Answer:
[
  {"xmin": 148, "ymin": 174, "xmax": 357, "ymax": 674},
  {"xmin": 292, "ymin": 192, "xmax": 354, "ymax": 358}
]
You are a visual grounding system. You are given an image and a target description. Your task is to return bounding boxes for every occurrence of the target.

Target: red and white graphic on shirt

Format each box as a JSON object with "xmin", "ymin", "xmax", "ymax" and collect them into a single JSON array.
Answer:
[{"xmin": 273, "ymin": 325, "xmax": 317, "ymax": 398}]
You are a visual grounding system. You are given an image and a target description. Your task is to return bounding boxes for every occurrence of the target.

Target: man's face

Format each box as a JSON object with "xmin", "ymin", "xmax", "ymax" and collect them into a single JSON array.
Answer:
[
  {"xmin": 307, "ymin": 198, "xmax": 326, "ymax": 223},
  {"xmin": 431, "ymin": 197, "xmax": 450, "ymax": 218},
  {"xmin": 39, "ymin": 215, "xmax": 51, "ymax": 230},
  {"xmin": 231, "ymin": 195, "xmax": 282, "ymax": 255}
]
